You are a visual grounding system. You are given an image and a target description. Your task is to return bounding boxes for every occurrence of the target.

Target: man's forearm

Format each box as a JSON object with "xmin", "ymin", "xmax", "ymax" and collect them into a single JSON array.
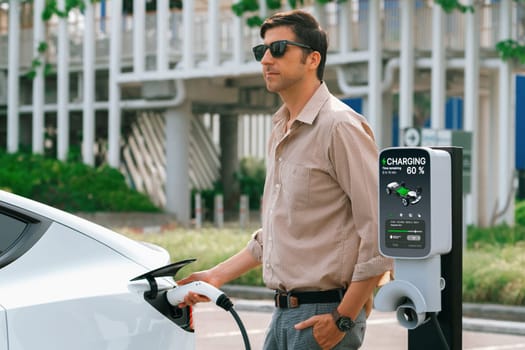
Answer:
[
  {"xmin": 210, "ymin": 247, "xmax": 261, "ymax": 287},
  {"xmin": 337, "ymin": 274, "xmax": 384, "ymax": 319}
]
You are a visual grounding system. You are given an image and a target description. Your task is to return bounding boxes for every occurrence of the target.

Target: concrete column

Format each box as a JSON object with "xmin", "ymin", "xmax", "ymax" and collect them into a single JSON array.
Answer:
[
  {"xmin": 83, "ymin": 0, "xmax": 96, "ymax": 166},
  {"xmin": 431, "ymin": 3, "xmax": 445, "ymax": 129},
  {"xmin": 496, "ymin": 0, "xmax": 514, "ymax": 225},
  {"xmin": 259, "ymin": 0, "xmax": 268, "ymax": 18},
  {"xmin": 156, "ymin": 0, "xmax": 169, "ymax": 71},
  {"xmin": 182, "ymin": 0, "xmax": 195, "ymax": 69},
  {"xmin": 32, "ymin": 0, "xmax": 45, "ymax": 154},
  {"xmin": 382, "ymin": 92, "xmax": 394, "ymax": 147},
  {"xmin": 464, "ymin": 0, "xmax": 480, "ymax": 226},
  {"xmin": 220, "ymin": 114, "xmax": 239, "ymax": 216},
  {"xmin": 488, "ymin": 73, "xmax": 499, "ymax": 226},
  {"xmin": 133, "ymin": 0, "xmax": 145, "ymax": 74},
  {"xmin": 7, "ymin": 0, "xmax": 20, "ymax": 153},
  {"xmin": 208, "ymin": 0, "xmax": 220, "ymax": 67},
  {"xmin": 232, "ymin": 0, "xmax": 244, "ymax": 65},
  {"xmin": 477, "ymin": 93, "xmax": 489, "ymax": 227},
  {"xmin": 339, "ymin": 1, "xmax": 353, "ymax": 53},
  {"xmin": 313, "ymin": 2, "xmax": 327, "ymax": 31},
  {"xmin": 399, "ymin": 0, "xmax": 414, "ymax": 131},
  {"xmin": 57, "ymin": 0, "xmax": 70, "ymax": 161},
  {"xmin": 165, "ymin": 103, "xmax": 191, "ymax": 227},
  {"xmin": 368, "ymin": 0, "xmax": 382, "ymax": 146},
  {"xmin": 108, "ymin": 0, "xmax": 122, "ymax": 167}
]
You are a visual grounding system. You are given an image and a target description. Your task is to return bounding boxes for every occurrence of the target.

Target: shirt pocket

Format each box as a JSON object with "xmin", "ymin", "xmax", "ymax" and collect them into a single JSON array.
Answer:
[{"xmin": 281, "ymin": 163, "xmax": 310, "ymax": 209}]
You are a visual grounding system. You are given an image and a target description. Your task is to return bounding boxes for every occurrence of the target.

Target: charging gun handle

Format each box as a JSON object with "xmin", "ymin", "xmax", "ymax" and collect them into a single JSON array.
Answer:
[
  {"xmin": 166, "ymin": 281, "xmax": 232, "ymax": 310},
  {"xmin": 167, "ymin": 281, "xmax": 249, "ymax": 349}
]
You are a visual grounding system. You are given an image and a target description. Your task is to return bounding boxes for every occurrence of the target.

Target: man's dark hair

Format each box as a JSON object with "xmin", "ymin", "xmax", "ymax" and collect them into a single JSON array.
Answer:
[{"xmin": 260, "ymin": 10, "xmax": 328, "ymax": 81}]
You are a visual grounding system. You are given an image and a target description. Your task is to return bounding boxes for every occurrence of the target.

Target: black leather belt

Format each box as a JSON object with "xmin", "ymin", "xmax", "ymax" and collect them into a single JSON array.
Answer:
[{"xmin": 274, "ymin": 289, "xmax": 346, "ymax": 308}]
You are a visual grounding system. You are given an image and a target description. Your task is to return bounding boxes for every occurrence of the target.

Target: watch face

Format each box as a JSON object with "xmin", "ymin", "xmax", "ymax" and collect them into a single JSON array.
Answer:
[{"xmin": 337, "ymin": 317, "xmax": 355, "ymax": 332}]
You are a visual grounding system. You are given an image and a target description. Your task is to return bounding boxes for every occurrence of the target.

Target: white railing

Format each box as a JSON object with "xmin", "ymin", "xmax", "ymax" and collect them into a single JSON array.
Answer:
[
  {"xmin": 121, "ymin": 112, "xmax": 167, "ymax": 208},
  {"xmin": 1, "ymin": 1, "xmax": 518, "ymax": 72},
  {"xmin": 121, "ymin": 111, "xmax": 222, "ymax": 208}
]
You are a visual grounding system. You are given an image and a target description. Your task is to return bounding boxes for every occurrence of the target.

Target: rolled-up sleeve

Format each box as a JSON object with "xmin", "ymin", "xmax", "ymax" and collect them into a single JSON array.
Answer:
[
  {"xmin": 246, "ymin": 228, "xmax": 263, "ymax": 263},
  {"xmin": 330, "ymin": 119, "xmax": 393, "ymax": 281}
]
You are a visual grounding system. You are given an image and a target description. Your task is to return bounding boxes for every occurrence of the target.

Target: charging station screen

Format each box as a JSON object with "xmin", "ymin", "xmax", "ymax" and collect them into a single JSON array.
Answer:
[{"xmin": 379, "ymin": 148, "xmax": 431, "ymax": 258}]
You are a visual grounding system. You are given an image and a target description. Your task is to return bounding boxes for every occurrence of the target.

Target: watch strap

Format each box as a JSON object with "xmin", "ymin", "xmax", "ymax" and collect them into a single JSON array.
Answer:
[{"xmin": 331, "ymin": 309, "xmax": 356, "ymax": 332}]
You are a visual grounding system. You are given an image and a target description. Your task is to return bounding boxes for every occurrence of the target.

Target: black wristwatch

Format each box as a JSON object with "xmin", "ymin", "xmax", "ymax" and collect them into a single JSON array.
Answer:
[{"xmin": 331, "ymin": 309, "xmax": 355, "ymax": 332}]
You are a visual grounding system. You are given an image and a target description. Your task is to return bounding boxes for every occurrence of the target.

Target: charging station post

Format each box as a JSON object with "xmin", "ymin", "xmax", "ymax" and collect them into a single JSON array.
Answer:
[
  {"xmin": 375, "ymin": 146, "xmax": 463, "ymax": 350},
  {"xmin": 408, "ymin": 147, "xmax": 462, "ymax": 350}
]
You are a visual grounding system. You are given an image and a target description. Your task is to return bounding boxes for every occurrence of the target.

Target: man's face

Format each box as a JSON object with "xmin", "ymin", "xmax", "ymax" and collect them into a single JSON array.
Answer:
[{"xmin": 259, "ymin": 26, "xmax": 311, "ymax": 94}]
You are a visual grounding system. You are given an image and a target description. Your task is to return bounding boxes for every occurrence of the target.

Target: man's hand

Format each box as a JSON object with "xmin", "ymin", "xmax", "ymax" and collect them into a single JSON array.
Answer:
[
  {"xmin": 294, "ymin": 313, "xmax": 345, "ymax": 350},
  {"xmin": 175, "ymin": 248, "xmax": 261, "ymax": 308},
  {"xmin": 176, "ymin": 270, "xmax": 217, "ymax": 307}
]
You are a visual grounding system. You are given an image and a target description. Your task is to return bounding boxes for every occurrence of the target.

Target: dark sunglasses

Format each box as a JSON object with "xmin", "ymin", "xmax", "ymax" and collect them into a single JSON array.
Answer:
[{"xmin": 252, "ymin": 40, "xmax": 313, "ymax": 61}]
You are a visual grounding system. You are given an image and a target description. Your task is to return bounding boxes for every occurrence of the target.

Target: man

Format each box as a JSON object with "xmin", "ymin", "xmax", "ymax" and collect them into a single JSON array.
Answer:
[{"xmin": 178, "ymin": 9, "xmax": 392, "ymax": 350}]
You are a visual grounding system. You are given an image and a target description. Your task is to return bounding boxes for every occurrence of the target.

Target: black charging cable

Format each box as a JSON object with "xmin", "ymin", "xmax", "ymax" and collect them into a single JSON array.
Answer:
[
  {"xmin": 216, "ymin": 294, "xmax": 252, "ymax": 350},
  {"xmin": 429, "ymin": 312, "xmax": 450, "ymax": 350}
]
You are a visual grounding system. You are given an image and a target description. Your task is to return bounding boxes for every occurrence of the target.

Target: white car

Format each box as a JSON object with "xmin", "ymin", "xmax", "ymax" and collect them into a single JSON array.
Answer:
[{"xmin": 0, "ymin": 190, "xmax": 195, "ymax": 350}]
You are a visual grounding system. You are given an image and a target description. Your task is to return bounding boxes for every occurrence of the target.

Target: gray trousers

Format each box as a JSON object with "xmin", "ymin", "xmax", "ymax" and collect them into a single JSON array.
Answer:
[{"xmin": 263, "ymin": 302, "xmax": 367, "ymax": 350}]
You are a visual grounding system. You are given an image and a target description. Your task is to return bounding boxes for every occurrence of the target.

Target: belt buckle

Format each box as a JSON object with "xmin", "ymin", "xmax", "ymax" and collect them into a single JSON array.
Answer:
[
  {"xmin": 275, "ymin": 291, "xmax": 299, "ymax": 308},
  {"xmin": 287, "ymin": 294, "xmax": 299, "ymax": 308}
]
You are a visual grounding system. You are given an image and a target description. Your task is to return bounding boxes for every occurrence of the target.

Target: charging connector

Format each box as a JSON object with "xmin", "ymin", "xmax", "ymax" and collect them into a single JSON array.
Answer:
[
  {"xmin": 216, "ymin": 294, "xmax": 234, "ymax": 311},
  {"xmin": 166, "ymin": 281, "xmax": 224, "ymax": 306},
  {"xmin": 165, "ymin": 281, "xmax": 251, "ymax": 350},
  {"xmin": 131, "ymin": 261, "xmax": 251, "ymax": 349}
]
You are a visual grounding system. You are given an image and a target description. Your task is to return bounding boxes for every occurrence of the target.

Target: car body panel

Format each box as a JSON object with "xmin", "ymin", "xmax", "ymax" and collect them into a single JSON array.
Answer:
[
  {"xmin": 7, "ymin": 295, "xmax": 194, "ymax": 350},
  {"xmin": 0, "ymin": 190, "xmax": 170, "ymax": 269},
  {"xmin": 0, "ymin": 191, "xmax": 195, "ymax": 350},
  {"xmin": 0, "ymin": 305, "xmax": 7, "ymax": 350},
  {"xmin": 1, "ymin": 221, "xmax": 162, "ymax": 309}
]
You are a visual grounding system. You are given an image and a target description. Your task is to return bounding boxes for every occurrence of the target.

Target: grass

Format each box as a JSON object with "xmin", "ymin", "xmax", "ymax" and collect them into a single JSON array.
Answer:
[
  {"xmin": 121, "ymin": 224, "xmax": 264, "ymax": 286},
  {"xmin": 120, "ymin": 222, "xmax": 525, "ymax": 306}
]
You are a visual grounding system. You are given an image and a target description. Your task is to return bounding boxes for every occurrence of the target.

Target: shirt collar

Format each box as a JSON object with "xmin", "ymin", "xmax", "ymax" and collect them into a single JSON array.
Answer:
[{"xmin": 272, "ymin": 82, "xmax": 330, "ymax": 126}]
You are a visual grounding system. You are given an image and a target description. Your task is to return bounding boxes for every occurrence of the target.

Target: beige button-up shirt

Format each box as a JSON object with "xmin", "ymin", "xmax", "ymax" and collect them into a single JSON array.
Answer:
[{"xmin": 247, "ymin": 83, "xmax": 392, "ymax": 292}]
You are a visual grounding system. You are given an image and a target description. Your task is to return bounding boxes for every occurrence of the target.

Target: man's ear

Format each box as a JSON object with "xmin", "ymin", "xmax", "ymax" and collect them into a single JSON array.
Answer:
[{"xmin": 308, "ymin": 51, "xmax": 321, "ymax": 71}]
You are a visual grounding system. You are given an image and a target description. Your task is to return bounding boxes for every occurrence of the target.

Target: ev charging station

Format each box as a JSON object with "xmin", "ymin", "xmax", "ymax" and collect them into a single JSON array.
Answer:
[{"xmin": 375, "ymin": 147, "xmax": 463, "ymax": 349}]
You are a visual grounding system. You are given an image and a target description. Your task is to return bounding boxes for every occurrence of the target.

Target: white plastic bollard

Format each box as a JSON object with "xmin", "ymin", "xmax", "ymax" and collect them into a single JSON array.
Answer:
[
  {"xmin": 194, "ymin": 193, "xmax": 202, "ymax": 229},
  {"xmin": 214, "ymin": 194, "xmax": 224, "ymax": 228},
  {"xmin": 239, "ymin": 194, "xmax": 249, "ymax": 229}
]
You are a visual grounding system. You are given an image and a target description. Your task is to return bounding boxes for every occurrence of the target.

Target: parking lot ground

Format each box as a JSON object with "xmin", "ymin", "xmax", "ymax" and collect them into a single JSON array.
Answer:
[{"xmin": 193, "ymin": 301, "xmax": 525, "ymax": 350}]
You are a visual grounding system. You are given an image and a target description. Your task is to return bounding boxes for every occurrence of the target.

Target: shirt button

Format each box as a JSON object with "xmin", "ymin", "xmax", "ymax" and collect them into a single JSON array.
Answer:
[
  {"xmin": 278, "ymin": 157, "xmax": 283, "ymax": 162},
  {"xmin": 275, "ymin": 184, "xmax": 281, "ymax": 189}
]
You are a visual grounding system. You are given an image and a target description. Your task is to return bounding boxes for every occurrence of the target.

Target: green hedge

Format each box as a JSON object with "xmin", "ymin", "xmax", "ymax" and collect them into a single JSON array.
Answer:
[
  {"xmin": 235, "ymin": 157, "xmax": 265, "ymax": 210},
  {"xmin": 516, "ymin": 200, "xmax": 525, "ymax": 227},
  {"xmin": 0, "ymin": 151, "xmax": 159, "ymax": 212},
  {"xmin": 463, "ymin": 242, "xmax": 525, "ymax": 305}
]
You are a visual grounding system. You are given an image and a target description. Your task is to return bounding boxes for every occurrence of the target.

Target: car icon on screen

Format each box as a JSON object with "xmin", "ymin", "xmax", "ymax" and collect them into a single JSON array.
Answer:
[{"xmin": 386, "ymin": 181, "xmax": 422, "ymax": 207}]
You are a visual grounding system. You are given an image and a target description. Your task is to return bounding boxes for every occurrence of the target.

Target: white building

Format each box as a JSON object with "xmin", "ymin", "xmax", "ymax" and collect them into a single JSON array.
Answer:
[{"xmin": 0, "ymin": 0, "xmax": 524, "ymax": 227}]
